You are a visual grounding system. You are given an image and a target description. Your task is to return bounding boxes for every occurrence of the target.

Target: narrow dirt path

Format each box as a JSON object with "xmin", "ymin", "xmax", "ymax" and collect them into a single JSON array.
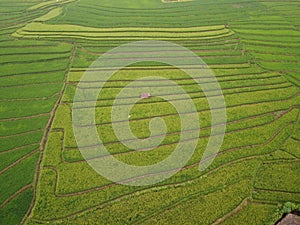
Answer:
[{"xmin": 212, "ymin": 198, "xmax": 249, "ymax": 225}]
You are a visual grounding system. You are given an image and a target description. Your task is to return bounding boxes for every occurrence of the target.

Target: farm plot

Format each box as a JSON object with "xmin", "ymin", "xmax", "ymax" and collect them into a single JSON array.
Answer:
[
  {"xmin": 231, "ymin": 4, "xmax": 300, "ymax": 84},
  {"xmin": 0, "ymin": 0, "xmax": 45, "ymax": 29},
  {"xmin": 0, "ymin": 30, "xmax": 73, "ymax": 225},
  {"xmin": 24, "ymin": 24, "xmax": 300, "ymax": 225},
  {"xmin": 1, "ymin": 0, "xmax": 300, "ymax": 224},
  {"xmin": 14, "ymin": 22, "xmax": 234, "ymax": 41},
  {"xmin": 44, "ymin": 0, "xmax": 266, "ymax": 28}
]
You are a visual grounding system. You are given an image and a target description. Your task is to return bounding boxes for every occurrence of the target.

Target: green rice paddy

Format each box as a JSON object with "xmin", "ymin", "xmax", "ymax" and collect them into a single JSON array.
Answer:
[{"xmin": 0, "ymin": 0, "xmax": 299, "ymax": 224}]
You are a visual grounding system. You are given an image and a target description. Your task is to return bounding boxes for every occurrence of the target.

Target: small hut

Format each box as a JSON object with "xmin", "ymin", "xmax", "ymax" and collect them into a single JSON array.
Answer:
[
  {"xmin": 141, "ymin": 93, "xmax": 151, "ymax": 99},
  {"xmin": 277, "ymin": 213, "xmax": 300, "ymax": 225}
]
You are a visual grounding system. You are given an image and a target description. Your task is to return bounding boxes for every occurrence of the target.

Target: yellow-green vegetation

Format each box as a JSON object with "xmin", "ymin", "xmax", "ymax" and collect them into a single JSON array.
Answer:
[
  {"xmin": 162, "ymin": 0, "xmax": 193, "ymax": 3},
  {"xmin": 0, "ymin": 2, "xmax": 74, "ymax": 223},
  {"xmin": 14, "ymin": 22, "xmax": 233, "ymax": 41},
  {"xmin": 27, "ymin": 0, "xmax": 76, "ymax": 11},
  {"xmin": 34, "ymin": 8, "xmax": 62, "ymax": 22},
  {"xmin": 0, "ymin": 0, "xmax": 300, "ymax": 224}
]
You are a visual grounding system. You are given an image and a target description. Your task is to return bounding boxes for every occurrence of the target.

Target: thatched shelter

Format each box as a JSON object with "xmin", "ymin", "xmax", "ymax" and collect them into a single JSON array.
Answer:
[
  {"xmin": 277, "ymin": 213, "xmax": 300, "ymax": 225},
  {"xmin": 141, "ymin": 93, "xmax": 151, "ymax": 99}
]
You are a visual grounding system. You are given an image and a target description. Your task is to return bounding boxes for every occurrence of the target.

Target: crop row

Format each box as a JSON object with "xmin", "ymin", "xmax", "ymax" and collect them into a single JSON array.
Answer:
[
  {"xmin": 56, "ymin": 83, "xmax": 299, "ymax": 144},
  {"xmin": 21, "ymin": 28, "xmax": 231, "ymax": 38},
  {"xmin": 0, "ymin": 71, "xmax": 66, "ymax": 87},
  {"xmin": 0, "ymin": 53, "xmax": 70, "ymax": 66},
  {"xmin": 31, "ymin": 133, "xmax": 262, "ymax": 221},
  {"xmin": 0, "ymin": 0, "xmax": 39, "ymax": 12},
  {"xmin": 282, "ymin": 138, "xmax": 300, "ymax": 158},
  {"xmin": 254, "ymin": 161, "xmax": 300, "ymax": 193},
  {"xmin": 66, "ymin": 81, "xmax": 289, "ymax": 109},
  {"xmin": 62, "ymin": 109, "xmax": 286, "ymax": 163},
  {"xmin": 72, "ymin": 72, "xmax": 284, "ymax": 91},
  {"xmin": 15, "ymin": 20, "xmax": 229, "ymax": 33},
  {"xmin": 15, "ymin": 33, "xmax": 234, "ymax": 43},
  {"xmin": 221, "ymin": 201, "xmax": 277, "ymax": 225},
  {"xmin": 58, "ymin": 121, "xmax": 294, "ymax": 197},
  {"xmin": 0, "ymin": 144, "xmax": 39, "ymax": 172},
  {"xmin": 76, "ymin": 45, "xmax": 243, "ymax": 58},
  {"xmin": 30, "ymin": 119, "xmax": 295, "ymax": 222},
  {"xmin": 72, "ymin": 56, "xmax": 247, "ymax": 69},
  {"xmin": 61, "ymin": 91, "xmax": 300, "ymax": 154},
  {"xmin": 0, "ymin": 186, "xmax": 33, "ymax": 225},
  {"xmin": 0, "ymin": 57, "xmax": 70, "ymax": 77},
  {"xmin": 0, "ymin": 37, "xmax": 74, "ymax": 225},
  {"xmin": 0, "ymin": 152, "xmax": 39, "ymax": 205},
  {"xmin": 80, "ymin": 36, "xmax": 239, "ymax": 49},
  {"xmin": 91, "ymin": 86, "xmax": 299, "ymax": 121},
  {"xmin": 0, "ymin": 43, "xmax": 71, "ymax": 55},
  {"xmin": 0, "ymin": 12, "xmax": 44, "ymax": 29},
  {"xmin": 65, "ymin": 108, "xmax": 298, "ymax": 166},
  {"xmin": 19, "ymin": 1, "xmax": 300, "ymax": 224},
  {"xmin": 68, "ymin": 66, "xmax": 266, "ymax": 83},
  {"xmin": 51, "ymin": 0, "xmax": 258, "ymax": 28}
]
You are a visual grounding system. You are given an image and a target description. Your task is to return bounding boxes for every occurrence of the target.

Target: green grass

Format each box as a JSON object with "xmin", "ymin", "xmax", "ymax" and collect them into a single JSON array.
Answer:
[
  {"xmin": 255, "ymin": 161, "xmax": 300, "ymax": 192},
  {"xmin": 0, "ymin": 115, "xmax": 49, "ymax": 136},
  {"xmin": 282, "ymin": 138, "xmax": 300, "ymax": 158},
  {"xmin": 0, "ymin": 71, "xmax": 65, "ymax": 87},
  {"xmin": 221, "ymin": 202, "xmax": 277, "ymax": 225},
  {"xmin": 47, "ymin": 0, "xmax": 264, "ymax": 28},
  {"xmin": 0, "ymin": 36, "xmax": 72, "ymax": 224},
  {"xmin": 0, "ymin": 145, "xmax": 39, "ymax": 171},
  {"xmin": 0, "ymin": 59, "xmax": 69, "ymax": 77},
  {"xmin": 0, "ymin": 83, "xmax": 62, "ymax": 99},
  {"xmin": 0, "ymin": 130, "xmax": 43, "ymax": 152},
  {"xmin": 0, "ymin": 97, "xmax": 57, "ymax": 119},
  {"xmin": 14, "ymin": 22, "xmax": 234, "ymax": 41},
  {"xmin": 28, "ymin": 156, "xmax": 260, "ymax": 220},
  {"xmin": 253, "ymin": 189, "xmax": 300, "ymax": 203},
  {"xmin": 0, "ymin": 188, "xmax": 34, "ymax": 225},
  {"xmin": 41, "ymin": 106, "xmax": 298, "ymax": 195},
  {"xmin": 1, "ymin": 0, "xmax": 300, "ymax": 224},
  {"xmin": 0, "ymin": 152, "xmax": 39, "ymax": 203}
]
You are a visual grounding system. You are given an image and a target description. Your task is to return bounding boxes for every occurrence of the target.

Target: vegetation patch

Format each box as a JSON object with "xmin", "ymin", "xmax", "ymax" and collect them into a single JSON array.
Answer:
[{"xmin": 1, "ymin": 0, "xmax": 300, "ymax": 224}]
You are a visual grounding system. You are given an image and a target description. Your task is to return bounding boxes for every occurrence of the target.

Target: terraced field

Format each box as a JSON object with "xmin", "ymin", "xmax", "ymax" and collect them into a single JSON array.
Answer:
[{"xmin": 0, "ymin": 0, "xmax": 299, "ymax": 224}]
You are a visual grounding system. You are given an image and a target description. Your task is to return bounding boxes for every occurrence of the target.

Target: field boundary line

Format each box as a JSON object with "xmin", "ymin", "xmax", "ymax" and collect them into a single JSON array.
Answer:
[
  {"xmin": 0, "ymin": 55, "xmax": 71, "ymax": 66},
  {"xmin": 65, "ymin": 106, "xmax": 299, "ymax": 160},
  {"xmin": 0, "ymin": 92, "xmax": 60, "ymax": 102},
  {"xmin": 75, "ymin": 92, "xmax": 300, "ymax": 126},
  {"xmin": 0, "ymin": 112, "xmax": 50, "ymax": 122},
  {"xmin": 67, "ymin": 71, "xmax": 276, "ymax": 83},
  {"xmin": 133, "ymin": 181, "xmax": 250, "ymax": 225},
  {"xmin": 0, "ymin": 149, "xmax": 39, "ymax": 175},
  {"xmin": 0, "ymin": 184, "xmax": 32, "ymax": 209},
  {"xmin": 73, "ymin": 83, "xmax": 291, "ymax": 104},
  {"xmin": 254, "ymin": 187, "xmax": 300, "ymax": 195},
  {"xmin": 0, "ymin": 68, "xmax": 66, "ymax": 78},
  {"xmin": 64, "ymin": 104, "xmax": 298, "ymax": 151},
  {"xmin": 0, "ymin": 143, "xmax": 40, "ymax": 155},
  {"xmin": 280, "ymin": 148, "xmax": 300, "ymax": 159},
  {"xmin": 38, "ymin": 157, "xmax": 259, "ymax": 222},
  {"xmin": 212, "ymin": 198, "xmax": 249, "ymax": 225},
  {"xmin": 0, "ymin": 129, "xmax": 43, "ymax": 139},
  {"xmin": 0, "ymin": 81, "xmax": 62, "ymax": 89},
  {"xmin": 55, "ymin": 122, "xmax": 293, "ymax": 198},
  {"xmin": 0, "ymin": 50, "xmax": 71, "ymax": 56},
  {"xmin": 72, "ymin": 79, "xmax": 286, "ymax": 90}
]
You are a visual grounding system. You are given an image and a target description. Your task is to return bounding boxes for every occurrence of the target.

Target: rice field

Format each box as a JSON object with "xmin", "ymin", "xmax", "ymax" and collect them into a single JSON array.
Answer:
[{"xmin": 0, "ymin": 0, "xmax": 299, "ymax": 224}]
